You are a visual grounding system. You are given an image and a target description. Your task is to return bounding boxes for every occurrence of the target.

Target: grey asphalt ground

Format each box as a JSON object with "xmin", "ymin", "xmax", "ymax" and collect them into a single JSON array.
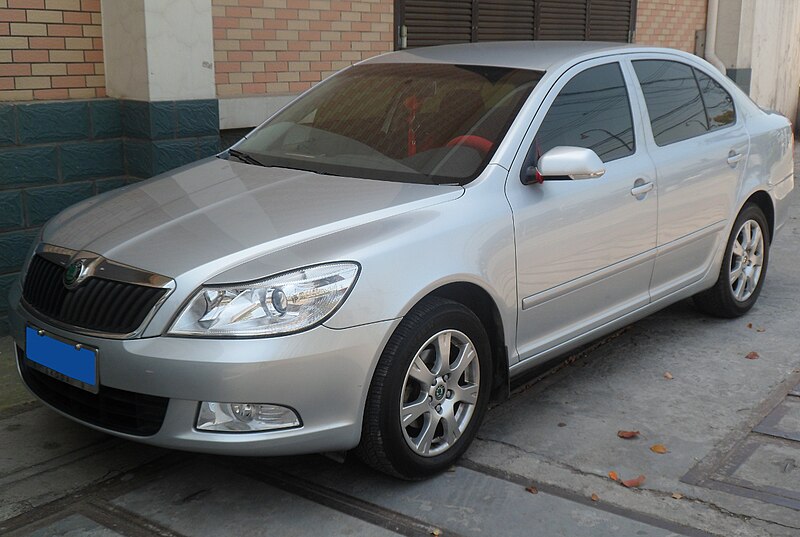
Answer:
[{"xmin": 1, "ymin": 148, "xmax": 798, "ymax": 536}]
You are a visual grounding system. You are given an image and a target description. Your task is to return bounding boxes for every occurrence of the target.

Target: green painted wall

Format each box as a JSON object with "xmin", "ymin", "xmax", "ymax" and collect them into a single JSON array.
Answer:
[{"xmin": 0, "ymin": 98, "xmax": 221, "ymax": 334}]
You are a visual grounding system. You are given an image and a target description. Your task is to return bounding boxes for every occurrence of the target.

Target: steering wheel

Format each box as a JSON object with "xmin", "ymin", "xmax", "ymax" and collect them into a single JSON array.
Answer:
[{"xmin": 446, "ymin": 135, "xmax": 494, "ymax": 156}]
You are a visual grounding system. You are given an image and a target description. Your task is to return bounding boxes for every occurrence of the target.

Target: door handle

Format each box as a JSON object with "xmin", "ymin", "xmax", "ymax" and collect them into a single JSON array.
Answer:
[
  {"xmin": 630, "ymin": 181, "xmax": 654, "ymax": 198},
  {"xmin": 727, "ymin": 151, "xmax": 744, "ymax": 167}
]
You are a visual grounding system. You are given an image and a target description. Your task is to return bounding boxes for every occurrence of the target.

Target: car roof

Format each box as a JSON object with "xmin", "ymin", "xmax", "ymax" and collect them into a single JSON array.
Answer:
[{"xmin": 364, "ymin": 41, "xmax": 678, "ymax": 72}]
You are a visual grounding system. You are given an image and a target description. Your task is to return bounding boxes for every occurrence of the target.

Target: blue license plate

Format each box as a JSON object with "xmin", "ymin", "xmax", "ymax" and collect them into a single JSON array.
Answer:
[{"xmin": 25, "ymin": 326, "xmax": 98, "ymax": 393}]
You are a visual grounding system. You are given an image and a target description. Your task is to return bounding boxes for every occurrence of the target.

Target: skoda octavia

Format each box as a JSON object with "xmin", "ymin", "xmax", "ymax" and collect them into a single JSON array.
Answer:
[{"xmin": 9, "ymin": 42, "xmax": 794, "ymax": 479}]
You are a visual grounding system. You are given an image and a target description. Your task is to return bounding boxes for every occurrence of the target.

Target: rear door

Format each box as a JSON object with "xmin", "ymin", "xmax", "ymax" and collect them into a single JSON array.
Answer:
[
  {"xmin": 628, "ymin": 56, "xmax": 749, "ymax": 300},
  {"xmin": 506, "ymin": 58, "xmax": 658, "ymax": 362}
]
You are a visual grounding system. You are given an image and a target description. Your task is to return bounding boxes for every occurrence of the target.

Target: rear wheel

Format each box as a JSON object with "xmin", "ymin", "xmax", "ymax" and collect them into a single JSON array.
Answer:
[
  {"xmin": 356, "ymin": 297, "xmax": 492, "ymax": 479},
  {"xmin": 693, "ymin": 203, "xmax": 770, "ymax": 317}
]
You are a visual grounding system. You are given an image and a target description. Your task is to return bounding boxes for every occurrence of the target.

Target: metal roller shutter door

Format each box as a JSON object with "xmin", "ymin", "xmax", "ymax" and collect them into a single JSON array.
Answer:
[
  {"xmin": 477, "ymin": 0, "xmax": 536, "ymax": 41},
  {"xmin": 398, "ymin": 0, "xmax": 636, "ymax": 48}
]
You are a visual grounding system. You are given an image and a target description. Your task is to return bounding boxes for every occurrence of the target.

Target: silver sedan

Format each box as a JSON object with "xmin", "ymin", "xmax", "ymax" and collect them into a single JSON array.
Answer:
[{"xmin": 9, "ymin": 42, "xmax": 795, "ymax": 479}]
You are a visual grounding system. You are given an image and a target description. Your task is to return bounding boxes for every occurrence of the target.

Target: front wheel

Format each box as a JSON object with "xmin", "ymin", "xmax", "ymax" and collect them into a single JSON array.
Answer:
[
  {"xmin": 356, "ymin": 297, "xmax": 493, "ymax": 479},
  {"xmin": 693, "ymin": 203, "xmax": 770, "ymax": 317}
]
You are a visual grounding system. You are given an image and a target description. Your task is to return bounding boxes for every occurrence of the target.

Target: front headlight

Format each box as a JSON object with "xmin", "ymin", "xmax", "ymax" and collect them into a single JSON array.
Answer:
[{"xmin": 169, "ymin": 262, "xmax": 360, "ymax": 337}]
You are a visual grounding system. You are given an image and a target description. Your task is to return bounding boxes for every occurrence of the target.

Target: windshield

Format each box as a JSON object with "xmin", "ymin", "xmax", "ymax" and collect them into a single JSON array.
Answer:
[{"xmin": 234, "ymin": 63, "xmax": 544, "ymax": 185}]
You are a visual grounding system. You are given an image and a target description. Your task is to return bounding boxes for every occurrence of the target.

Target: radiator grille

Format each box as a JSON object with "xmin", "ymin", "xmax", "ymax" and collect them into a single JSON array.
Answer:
[{"xmin": 22, "ymin": 255, "xmax": 166, "ymax": 335}]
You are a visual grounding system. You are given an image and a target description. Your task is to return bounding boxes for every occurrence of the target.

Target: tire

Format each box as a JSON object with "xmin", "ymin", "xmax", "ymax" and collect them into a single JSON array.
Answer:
[
  {"xmin": 693, "ymin": 203, "xmax": 770, "ymax": 318},
  {"xmin": 356, "ymin": 297, "xmax": 493, "ymax": 479}
]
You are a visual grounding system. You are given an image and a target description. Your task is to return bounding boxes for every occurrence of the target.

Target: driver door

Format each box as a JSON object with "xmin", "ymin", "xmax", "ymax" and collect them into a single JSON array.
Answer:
[{"xmin": 506, "ymin": 59, "xmax": 658, "ymax": 362}]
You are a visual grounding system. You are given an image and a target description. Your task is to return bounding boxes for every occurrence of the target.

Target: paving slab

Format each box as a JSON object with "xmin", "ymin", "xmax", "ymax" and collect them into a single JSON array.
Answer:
[
  {"xmin": 700, "ymin": 434, "xmax": 800, "ymax": 510},
  {"xmin": 0, "ymin": 439, "xmax": 165, "ymax": 524},
  {"xmin": 0, "ymin": 405, "xmax": 108, "ymax": 478},
  {"xmin": 726, "ymin": 439, "xmax": 800, "ymax": 499},
  {"xmin": 111, "ymin": 460, "xmax": 399, "ymax": 537},
  {"xmin": 0, "ymin": 403, "xmax": 166, "ymax": 525},
  {"xmin": 753, "ymin": 396, "xmax": 800, "ymax": 442},
  {"xmin": 265, "ymin": 455, "xmax": 695, "ymax": 537},
  {"xmin": 466, "ymin": 437, "xmax": 798, "ymax": 537},
  {"xmin": 0, "ymin": 335, "xmax": 32, "ymax": 411},
  {"xmin": 14, "ymin": 513, "xmax": 124, "ymax": 537}
]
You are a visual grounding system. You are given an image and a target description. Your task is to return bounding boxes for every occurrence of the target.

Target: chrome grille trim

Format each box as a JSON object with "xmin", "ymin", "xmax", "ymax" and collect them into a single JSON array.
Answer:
[
  {"xmin": 21, "ymin": 243, "xmax": 175, "ymax": 340},
  {"xmin": 36, "ymin": 244, "xmax": 173, "ymax": 288}
]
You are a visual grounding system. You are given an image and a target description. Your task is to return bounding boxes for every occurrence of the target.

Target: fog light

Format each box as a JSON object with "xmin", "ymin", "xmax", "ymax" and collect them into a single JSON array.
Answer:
[{"xmin": 196, "ymin": 401, "xmax": 301, "ymax": 432}]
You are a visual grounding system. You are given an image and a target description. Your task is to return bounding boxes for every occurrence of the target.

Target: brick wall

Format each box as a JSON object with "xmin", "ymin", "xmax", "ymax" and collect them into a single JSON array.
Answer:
[
  {"xmin": 635, "ymin": 0, "xmax": 707, "ymax": 53},
  {"xmin": 0, "ymin": 0, "xmax": 104, "ymax": 101},
  {"xmin": 212, "ymin": 0, "xmax": 393, "ymax": 98}
]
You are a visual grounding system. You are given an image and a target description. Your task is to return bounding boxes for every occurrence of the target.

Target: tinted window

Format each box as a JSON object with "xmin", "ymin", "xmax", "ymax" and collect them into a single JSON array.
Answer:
[
  {"xmin": 236, "ymin": 63, "xmax": 543, "ymax": 185},
  {"xmin": 695, "ymin": 69, "xmax": 736, "ymax": 130},
  {"xmin": 534, "ymin": 63, "xmax": 635, "ymax": 163},
  {"xmin": 633, "ymin": 60, "xmax": 708, "ymax": 146}
]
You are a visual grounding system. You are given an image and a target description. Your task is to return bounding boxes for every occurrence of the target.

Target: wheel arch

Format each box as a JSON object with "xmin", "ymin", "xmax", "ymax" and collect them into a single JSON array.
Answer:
[
  {"xmin": 423, "ymin": 282, "xmax": 510, "ymax": 402},
  {"xmin": 743, "ymin": 190, "xmax": 775, "ymax": 243}
]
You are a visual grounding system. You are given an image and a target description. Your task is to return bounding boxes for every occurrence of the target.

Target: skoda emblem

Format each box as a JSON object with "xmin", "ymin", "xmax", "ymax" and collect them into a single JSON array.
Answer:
[
  {"xmin": 434, "ymin": 385, "xmax": 446, "ymax": 400},
  {"xmin": 63, "ymin": 259, "xmax": 86, "ymax": 289}
]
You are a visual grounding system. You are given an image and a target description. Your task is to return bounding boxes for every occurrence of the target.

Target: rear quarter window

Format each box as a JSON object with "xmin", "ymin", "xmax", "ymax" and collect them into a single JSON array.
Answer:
[{"xmin": 694, "ymin": 69, "xmax": 736, "ymax": 130}]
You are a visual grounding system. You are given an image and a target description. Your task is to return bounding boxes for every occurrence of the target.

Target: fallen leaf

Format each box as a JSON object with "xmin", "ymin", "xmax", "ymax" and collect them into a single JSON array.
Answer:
[
  {"xmin": 756, "ymin": 327, "xmax": 766, "ymax": 333},
  {"xmin": 621, "ymin": 474, "xmax": 646, "ymax": 488},
  {"xmin": 672, "ymin": 492, "xmax": 684, "ymax": 500},
  {"xmin": 525, "ymin": 486, "xmax": 538, "ymax": 495},
  {"xmin": 430, "ymin": 529, "xmax": 442, "ymax": 537},
  {"xmin": 746, "ymin": 351, "xmax": 760, "ymax": 360},
  {"xmin": 650, "ymin": 444, "xmax": 668, "ymax": 454},
  {"xmin": 617, "ymin": 430, "xmax": 640, "ymax": 439},
  {"xmin": 608, "ymin": 471, "xmax": 619, "ymax": 481},
  {"xmin": 591, "ymin": 493, "xmax": 599, "ymax": 502},
  {"xmin": 664, "ymin": 371, "xmax": 674, "ymax": 380},
  {"xmin": 747, "ymin": 323, "xmax": 753, "ymax": 329}
]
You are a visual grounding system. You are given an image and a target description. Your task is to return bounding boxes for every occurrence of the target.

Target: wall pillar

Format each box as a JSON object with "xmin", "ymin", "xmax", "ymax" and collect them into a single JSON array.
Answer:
[
  {"xmin": 715, "ymin": 0, "xmax": 751, "ymax": 93},
  {"xmin": 100, "ymin": 0, "xmax": 221, "ymax": 179}
]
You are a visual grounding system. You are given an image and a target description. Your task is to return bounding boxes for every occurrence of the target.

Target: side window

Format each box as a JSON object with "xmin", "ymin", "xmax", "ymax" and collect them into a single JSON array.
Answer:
[
  {"xmin": 695, "ymin": 69, "xmax": 736, "ymax": 130},
  {"xmin": 533, "ymin": 63, "xmax": 635, "ymax": 163},
  {"xmin": 633, "ymin": 60, "xmax": 708, "ymax": 146}
]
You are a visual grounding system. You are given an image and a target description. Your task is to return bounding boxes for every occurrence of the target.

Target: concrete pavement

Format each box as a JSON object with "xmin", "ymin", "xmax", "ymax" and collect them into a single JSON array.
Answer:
[
  {"xmin": 1, "ymin": 149, "xmax": 798, "ymax": 536},
  {"xmin": 0, "ymin": 336, "xmax": 31, "ymax": 412}
]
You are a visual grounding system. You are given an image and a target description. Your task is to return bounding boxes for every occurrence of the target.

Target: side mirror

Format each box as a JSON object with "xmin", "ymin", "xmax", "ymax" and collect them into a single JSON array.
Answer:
[{"xmin": 532, "ymin": 146, "xmax": 606, "ymax": 182}]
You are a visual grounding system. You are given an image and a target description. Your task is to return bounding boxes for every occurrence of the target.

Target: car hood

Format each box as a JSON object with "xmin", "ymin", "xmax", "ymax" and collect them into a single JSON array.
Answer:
[{"xmin": 43, "ymin": 158, "xmax": 463, "ymax": 278}]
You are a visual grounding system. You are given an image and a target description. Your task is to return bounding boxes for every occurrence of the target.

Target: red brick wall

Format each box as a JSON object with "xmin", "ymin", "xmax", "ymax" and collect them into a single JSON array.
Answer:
[
  {"xmin": 0, "ymin": 0, "xmax": 105, "ymax": 101},
  {"xmin": 212, "ymin": 0, "xmax": 394, "ymax": 97},
  {"xmin": 635, "ymin": 0, "xmax": 707, "ymax": 53}
]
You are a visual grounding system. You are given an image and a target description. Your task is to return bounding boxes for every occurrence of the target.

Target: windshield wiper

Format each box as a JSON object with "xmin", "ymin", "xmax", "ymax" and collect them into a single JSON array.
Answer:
[{"xmin": 227, "ymin": 148, "xmax": 266, "ymax": 167}]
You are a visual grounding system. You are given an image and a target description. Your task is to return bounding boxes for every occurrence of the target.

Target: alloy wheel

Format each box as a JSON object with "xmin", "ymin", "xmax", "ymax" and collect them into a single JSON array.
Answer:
[
  {"xmin": 399, "ymin": 329, "xmax": 480, "ymax": 457},
  {"xmin": 729, "ymin": 219, "xmax": 764, "ymax": 302}
]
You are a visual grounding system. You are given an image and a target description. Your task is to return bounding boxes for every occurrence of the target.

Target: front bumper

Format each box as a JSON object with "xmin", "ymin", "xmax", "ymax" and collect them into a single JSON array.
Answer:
[{"xmin": 8, "ymin": 281, "xmax": 399, "ymax": 456}]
